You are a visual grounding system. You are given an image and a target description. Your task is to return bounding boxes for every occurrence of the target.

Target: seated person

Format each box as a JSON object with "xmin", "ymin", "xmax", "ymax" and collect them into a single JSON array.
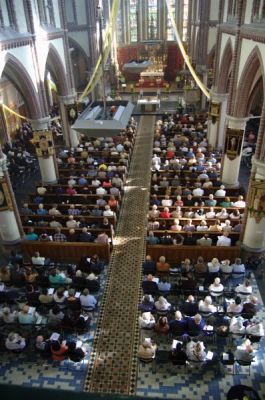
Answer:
[
  {"xmin": 245, "ymin": 319, "xmax": 264, "ymax": 337},
  {"xmin": 48, "ymin": 305, "xmax": 65, "ymax": 329},
  {"xmin": 53, "ymin": 287, "xmax": 66, "ymax": 308},
  {"xmin": 0, "ymin": 307, "xmax": 18, "ymax": 323},
  {"xmin": 145, "ymin": 231, "xmax": 160, "ymax": 245},
  {"xmin": 181, "ymin": 295, "xmax": 199, "ymax": 317},
  {"xmin": 220, "ymin": 259, "xmax": 233, "ymax": 275},
  {"xmin": 142, "ymin": 274, "xmax": 159, "ymax": 294},
  {"xmin": 194, "ymin": 256, "xmax": 208, "ymax": 275},
  {"xmin": 35, "ymin": 335, "xmax": 51, "ymax": 354},
  {"xmin": 67, "ymin": 341, "xmax": 86, "ymax": 362},
  {"xmin": 139, "ymin": 294, "xmax": 155, "ymax": 312},
  {"xmin": 39, "ymin": 287, "xmax": 54, "ymax": 304},
  {"xmin": 187, "ymin": 313, "xmax": 206, "ymax": 336},
  {"xmin": 242, "ymin": 296, "xmax": 260, "ymax": 317},
  {"xmin": 209, "ymin": 277, "xmax": 224, "ymax": 298},
  {"xmin": 180, "ymin": 272, "xmax": 196, "ymax": 292},
  {"xmin": 18, "ymin": 305, "xmax": 38, "ymax": 324},
  {"xmin": 51, "ymin": 339, "xmax": 68, "ymax": 361},
  {"xmin": 227, "ymin": 296, "xmax": 243, "ymax": 314},
  {"xmin": 156, "ymin": 256, "xmax": 170, "ymax": 273},
  {"xmin": 31, "ymin": 251, "xmax": 49, "ymax": 266},
  {"xmin": 158, "ymin": 277, "xmax": 171, "ymax": 293},
  {"xmin": 183, "ymin": 231, "xmax": 197, "ymax": 245},
  {"xmin": 207, "ymin": 258, "xmax": 220, "ymax": 274},
  {"xmin": 154, "ymin": 296, "xmax": 171, "ymax": 311},
  {"xmin": 0, "ymin": 265, "xmax": 11, "ymax": 283},
  {"xmin": 170, "ymin": 342, "xmax": 187, "ymax": 365},
  {"xmin": 5, "ymin": 332, "xmax": 26, "ymax": 351},
  {"xmin": 137, "ymin": 338, "xmax": 157, "ymax": 361},
  {"xmin": 139, "ymin": 311, "xmax": 155, "ymax": 329},
  {"xmin": 235, "ymin": 279, "xmax": 252, "ymax": 299},
  {"xmin": 199, "ymin": 296, "xmax": 217, "ymax": 313},
  {"xmin": 79, "ymin": 288, "xmax": 97, "ymax": 310},
  {"xmin": 49, "ymin": 268, "xmax": 72, "ymax": 286},
  {"xmin": 186, "ymin": 339, "xmax": 206, "ymax": 365},
  {"xmin": 159, "ymin": 207, "xmax": 171, "ymax": 219},
  {"xmin": 169, "ymin": 311, "xmax": 187, "ymax": 336},
  {"xmin": 154, "ymin": 316, "xmax": 170, "ymax": 334},
  {"xmin": 183, "ymin": 219, "xmax": 195, "ymax": 232},
  {"xmin": 229, "ymin": 316, "xmax": 246, "ymax": 336},
  {"xmin": 235, "ymin": 339, "xmax": 255, "ymax": 363},
  {"xmin": 142, "ymin": 255, "xmax": 156, "ymax": 275},
  {"xmin": 231, "ymin": 257, "xmax": 245, "ymax": 279}
]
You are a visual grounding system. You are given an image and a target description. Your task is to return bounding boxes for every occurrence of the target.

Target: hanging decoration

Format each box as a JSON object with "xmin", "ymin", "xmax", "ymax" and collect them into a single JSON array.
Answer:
[
  {"xmin": 78, "ymin": 0, "xmax": 120, "ymax": 101},
  {"xmin": 165, "ymin": 0, "xmax": 210, "ymax": 99},
  {"xmin": 247, "ymin": 179, "xmax": 265, "ymax": 224}
]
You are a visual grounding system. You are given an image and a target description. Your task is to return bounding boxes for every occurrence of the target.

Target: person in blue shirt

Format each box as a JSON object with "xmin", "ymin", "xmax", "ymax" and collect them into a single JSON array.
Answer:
[
  {"xmin": 37, "ymin": 203, "xmax": 48, "ymax": 215},
  {"xmin": 158, "ymin": 277, "xmax": 171, "ymax": 293},
  {"xmin": 150, "ymin": 194, "xmax": 161, "ymax": 206},
  {"xmin": 78, "ymin": 174, "xmax": 88, "ymax": 186},
  {"xmin": 145, "ymin": 231, "xmax": 160, "ymax": 245},
  {"xmin": 187, "ymin": 314, "xmax": 206, "ymax": 336},
  {"xmin": 169, "ymin": 311, "xmax": 187, "ymax": 336},
  {"xmin": 25, "ymin": 228, "xmax": 38, "ymax": 241}
]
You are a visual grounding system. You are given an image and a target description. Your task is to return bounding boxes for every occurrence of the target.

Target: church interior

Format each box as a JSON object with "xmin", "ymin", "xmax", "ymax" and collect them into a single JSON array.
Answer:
[{"xmin": 0, "ymin": 1, "xmax": 264, "ymax": 399}]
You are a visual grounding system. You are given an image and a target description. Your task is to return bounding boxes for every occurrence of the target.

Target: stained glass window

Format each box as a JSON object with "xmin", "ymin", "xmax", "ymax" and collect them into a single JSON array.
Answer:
[
  {"xmin": 148, "ymin": 0, "xmax": 157, "ymax": 39},
  {"xmin": 129, "ymin": 0, "xmax": 137, "ymax": 42},
  {"xmin": 167, "ymin": 0, "xmax": 176, "ymax": 41}
]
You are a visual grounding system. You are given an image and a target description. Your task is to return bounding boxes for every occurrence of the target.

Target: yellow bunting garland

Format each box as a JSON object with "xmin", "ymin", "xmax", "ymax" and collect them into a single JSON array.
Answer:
[{"xmin": 165, "ymin": 0, "xmax": 210, "ymax": 99}]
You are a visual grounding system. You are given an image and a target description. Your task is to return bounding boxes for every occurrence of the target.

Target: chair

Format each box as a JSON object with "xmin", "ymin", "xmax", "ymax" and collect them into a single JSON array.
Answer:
[
  {"xmin": 235, "ymin": 359, "xmax": 252, "ymax": 375},
  {"xmin": 220, "ymin": 352, "xmax": 234, "ymax": 375}
]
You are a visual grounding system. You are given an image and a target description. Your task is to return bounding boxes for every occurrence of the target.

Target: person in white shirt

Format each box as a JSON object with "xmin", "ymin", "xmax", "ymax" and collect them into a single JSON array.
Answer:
[
  {"xmin": 199, "ymin": 296, "xmax": 217, "ymax": 313},
  {"xmin": 139, "ymin": 311, "xmax": 156, "ymax": 329},
  {"xmin": 246, "ymin": 319, "xmax": 264, "ymax": 337},
  {"xmin": 67, "ymin": 176, "xmax": 76, "ymax": 186},
  {"xmin": 161, "ymin": 195, "xmax": 173, "ymax": 207},
  {"xmin": 92, "ymin": 178, "xmax": 101, "ymax": 187},
  {"xmin": 216, "ymin": 232, "xmax": 231, "ymax": 246},
  {"xmin": 49, "ymin": 205, "xmax": 61, "ymax": 216},
  {"xmin": 103, "ymin": 205, "xmax": 116, "ymax": 217},
  {"xmin": 215, "ymin": 185, "xmax": 226, "ymax": 197},
  {"xmin": 231, "ymin": 195, "xmax": 246, "ymax": 208},
  {"xmin": 216, "ymin": 208, "xmax": 229, "ymax": 219},
  {"xmin": 192, "ymin": 185, "xmax": 204, "ymax": 197},
  {"xmin": 196, "ymin": 220, "xmax": 208, "ymax": 232},
  {"xmin": 5, "ymin": 332, "xmax": 26, "ymax": 351},
  {"xmin": 209, "ymin": 277, "xmax": 224, "ymax": 297},
  {"xmin": 66, "ymin": 215, "xmax": 79, "ymax": 228},
  {"xmin": 31, "ymin": 251, "xmax": 46, "ymax": 266},
  {"xmin": 230, "ymin": 316, "xmax": 246, "ymax": 336},
  {"xmin": 205, "ymin": 207, "xmax": 216, "ymax": 219},
  {"xmin": 0, "ymin": 307, "xmax": 17, "ymax": 323},
  {"xmin": 155, "ymin": 296, "xmax": 171, "ymax": 311},
  {"xmin": 207, "ymin": 258, "xmax": 220, "ymax": 273},
  {"xmin": 96, "ymin": 186, "xmax": 107, "ymax": 195},
  {"xmin": 235, "ymin": 279, "xmax": 252, "ymax": 299},
  {"xmin": 220, "ymin": 259, "xmax": 233, "ymax": 274}
]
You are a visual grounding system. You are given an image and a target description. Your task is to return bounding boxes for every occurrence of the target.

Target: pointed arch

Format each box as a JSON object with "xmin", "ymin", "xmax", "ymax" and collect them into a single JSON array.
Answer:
[
  {"xmin": 207, "ymin": 44, "xmax": 216, "ymax": 70},
  {"xmin": 234, "ymin": 46, "xmax": 265, "ymax": 117},
  {"xmin": 217, "ymin": 39, "xmax": 233, "ymax": 93},
  {"xmin": 45, "ymin": 44, "xmax": 69, "ymax": 96},
  {"xmin": 1, "ymin": 53, "xmax": 42, "ymax": 119},
  {"xmin": 68, "ymin": 37, "xmax": 90, "ymax": 90}
]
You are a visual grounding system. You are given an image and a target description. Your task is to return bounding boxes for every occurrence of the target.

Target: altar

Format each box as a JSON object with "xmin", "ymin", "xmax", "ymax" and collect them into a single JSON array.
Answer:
[{"xmin": 137, "ymin": 97, "xmax": 160, "ymax": 112}]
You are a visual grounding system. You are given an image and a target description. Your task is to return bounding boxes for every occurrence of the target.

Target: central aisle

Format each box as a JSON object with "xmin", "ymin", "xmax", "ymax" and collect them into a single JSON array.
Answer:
[{"xmin": 84, "ymin": 116, "xmax": 155, "ymax": 394}]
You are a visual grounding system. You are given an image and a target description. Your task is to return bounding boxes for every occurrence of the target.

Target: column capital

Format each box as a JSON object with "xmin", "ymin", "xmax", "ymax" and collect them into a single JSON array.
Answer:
[
  {"xmin": 30, "ymin": 117, "xmax": 51, "ymax": 131},
  {"xmin": 226, "ymin": 115, "xmax": 248, "ymax": 130},
  {"xmin": 59, "ymin": 93, "xmax": 77, "ymax": 105}
]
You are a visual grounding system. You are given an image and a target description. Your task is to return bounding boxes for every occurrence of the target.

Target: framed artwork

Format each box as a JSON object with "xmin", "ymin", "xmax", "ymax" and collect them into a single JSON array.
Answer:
[
  {"xmin": 224, "ymin": 128, "xmax": 243, "ymax": 161},
  {"xmin": 247, "ymin": 179, "xmax": 265, "ymax": 223},
  {"xmin": 0, "ymin": 179, "xmax": 13, "ymax": 211},
  {"xmin": 210, "ymin": 101, "xmax": 220, "ymax": 117},
  {"xmin": 34, "ymin": 131, "xmax": 54, "ymax": 158}
]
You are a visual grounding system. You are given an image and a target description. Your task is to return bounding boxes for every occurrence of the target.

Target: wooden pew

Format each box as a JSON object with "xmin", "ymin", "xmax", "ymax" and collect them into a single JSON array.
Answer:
[
  {"xmin": 21, "ymin": 241, "xmax": 111, "ymax": 262},
  {"xmin": 146, "ymin": 244, "xmax": 241, "ymax": 264}
]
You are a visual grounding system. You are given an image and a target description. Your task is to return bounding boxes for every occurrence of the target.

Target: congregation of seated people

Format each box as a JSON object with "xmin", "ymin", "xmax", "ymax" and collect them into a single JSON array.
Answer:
[{"xmin": 0, "ymin": 249, "xmax": 107, "ymax": 357}]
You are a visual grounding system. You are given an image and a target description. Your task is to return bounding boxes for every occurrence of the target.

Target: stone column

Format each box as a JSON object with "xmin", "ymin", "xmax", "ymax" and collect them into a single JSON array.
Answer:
[
  {"xmin": 31, "ymin": 117, "xmax": 58, "ymax": 184},
  {"xmin": 207, "ymin": 91, "xmax": 228, "ymax": 148},
  {"xmin": 58, "ymin": 94, "xmax": 79, "ymax": 148},
  {"xmin": 243, "ymin": 158, "xmax": 265, "ymax": 251},
  {"xmin": 0, "ymin": 152, "xmax": 21, "ymax": 243},
  {"xmin": 221, "ymin": 115, "xmax": 247, "ymax": 187}
]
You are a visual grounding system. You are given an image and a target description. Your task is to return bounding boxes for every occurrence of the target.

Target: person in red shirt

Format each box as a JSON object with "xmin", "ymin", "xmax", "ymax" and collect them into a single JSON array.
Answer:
[
  {"xmin": 160, "ymin": 207, "xmax": 171, "ymax": 218},
  {"xmin": 51, "ymin": 340, "xmax": 68, "ymax": 361},
  {"xmin": 66, "ymin": 185, "xmax": 77, "ymax": 195},
  {"xmin": 103, "ymin": 179, "xmax": 112, "ymax": 188}
]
